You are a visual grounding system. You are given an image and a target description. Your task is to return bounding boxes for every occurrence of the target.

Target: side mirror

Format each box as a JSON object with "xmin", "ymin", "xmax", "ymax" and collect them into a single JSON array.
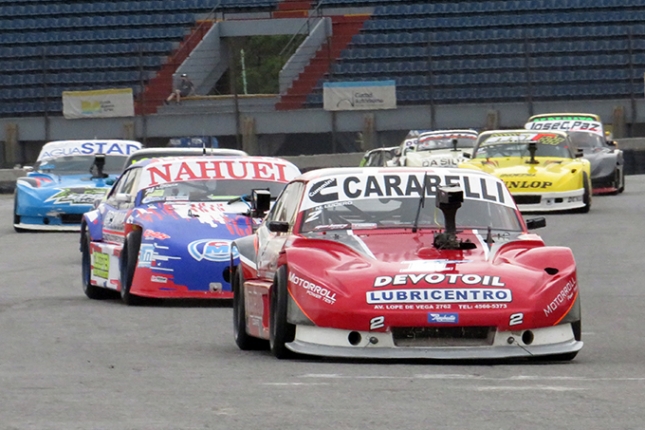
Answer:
[
  {"xmin": 394, "ymin": 148, "xmax": 401, "ymax": 157},
  {"xmin": 23, "ymin": 166, "xmax": 34, "ymax": 172},
  {"xmin": 463, "ymin": 153, "xmax": 471, "ymax": 159},
  {"xmin": 115, "ymin": 193, "xmax": 133, "ymax": 204},
  {"xmin": 105, "ymin": 178, "xmax": 115, "ymax": 186},
  {"xmin": 267, "ymin": 220, "xmax": 289, "ymax": 233},
  {"xmin": 525, "ymin": 217, "xmax": 546, "ymax": 230},
  {"xmin": 251, "ymin": 188, "xmax": 271, "ymax": 218},
  {"xmin": 575, "ymin": 148, "xmax": 584, "ymax": 158},
  {"xmin": 606, "ymin": 140, "xmax": 617, "ymax": 147}
]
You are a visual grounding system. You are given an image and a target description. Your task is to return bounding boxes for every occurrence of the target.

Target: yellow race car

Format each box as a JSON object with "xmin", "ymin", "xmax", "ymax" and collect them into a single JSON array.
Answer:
[{"xmin": 459, "ymin": 130, "xmax": 592, "ymax": 213}]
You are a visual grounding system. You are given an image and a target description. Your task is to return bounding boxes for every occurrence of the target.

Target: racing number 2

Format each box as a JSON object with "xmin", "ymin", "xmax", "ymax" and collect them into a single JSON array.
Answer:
[
  {"xmin": 370, "ymin": 316, "xmax": 385, "ymax": 330},
  {"xmin": 509, "ymin": 313, "xmax": 524, "ymax": 326}
]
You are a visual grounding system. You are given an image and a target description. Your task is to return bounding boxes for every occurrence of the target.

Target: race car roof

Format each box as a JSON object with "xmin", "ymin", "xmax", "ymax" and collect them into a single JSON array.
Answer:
[
  {"xmin": 527, "ymin": 112, "xmax": 601, "ymax": 122},
  {"xmin": 125, "ymin": 147, "xmax": 248, "ymax": 165},
  {"xmin": 37, "ymin": 139, "xmax": 142, "ymax": 161}
]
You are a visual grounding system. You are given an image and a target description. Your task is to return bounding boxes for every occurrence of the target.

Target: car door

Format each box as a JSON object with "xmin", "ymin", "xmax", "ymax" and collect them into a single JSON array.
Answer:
[
  {"xmin": 101, "ymin": 167, "xmax": 142, "ymax": 245},
  {"xmin": 256, "ymin": 181, "xmax": 304, "ymax": 280}
]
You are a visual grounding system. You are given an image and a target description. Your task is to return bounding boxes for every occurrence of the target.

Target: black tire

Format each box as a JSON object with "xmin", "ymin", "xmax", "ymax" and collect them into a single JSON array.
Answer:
[
  {"xmin": 618, "ymin": 166, "xmax": 625, "ymax": 193},
  {"xmin": 269, "ymin": 266, "xmax": 296, "ymax": 359},
  {"xmin": 81, "ymin": 228, "xmax": 118, "ymax": 300},
  {"xmin": 120, "ymin": 230, "xmax": 144, "ymax": 306},
  {"xmin": 13, "ymin": 193, "xmax": 26, "ymax": 233},
  {"xmin": 233, "ymin": 266, "xmax": 268, "ymax": 350},
  {"xmin": 575, "ymin": 172, "xmax": 591, "ymax": 213}
]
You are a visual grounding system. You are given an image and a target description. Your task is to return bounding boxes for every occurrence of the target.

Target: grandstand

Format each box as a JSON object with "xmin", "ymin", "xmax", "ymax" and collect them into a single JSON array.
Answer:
[{"xmin": 1, "ymin": 0, "xmax": 645, "ymax": 164}]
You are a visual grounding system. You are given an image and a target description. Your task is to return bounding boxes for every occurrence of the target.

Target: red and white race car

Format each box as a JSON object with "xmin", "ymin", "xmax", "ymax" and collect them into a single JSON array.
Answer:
[{"xmin": 231, "ymin": 167, "xmax": 583, "ymax": 361}]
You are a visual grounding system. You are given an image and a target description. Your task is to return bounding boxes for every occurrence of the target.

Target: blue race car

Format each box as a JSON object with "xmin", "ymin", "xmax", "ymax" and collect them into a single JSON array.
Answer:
[
  {"xmin": 13, "ymin": 140, "xmax": 142, "ymax": 232},
  {"xmin": 80, "ymin": 155, "xmax": 301, "ymax": 304}
]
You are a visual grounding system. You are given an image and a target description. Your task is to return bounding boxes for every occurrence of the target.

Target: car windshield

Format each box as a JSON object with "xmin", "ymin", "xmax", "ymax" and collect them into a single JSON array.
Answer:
[
  {"xmin": 415, "ymin": 134, "xmax": 477, "ymax": 152},
  {"xmin": 35, "ymin": 155, "xmax": 128, "ymax": 174},
  {"xmin": 567, "ymin": 131, "xmax": 605, "ymax": 149},
  {"xmin": 300, "ymin": 196, "xmax": 522, "ymax": 233},
  {"xmin": 474, "ymin": 134, "xmax": 571, "ymax": 158},
  {"xmin": 140, "ymin": 179, "xmax": 286, "ymax": 203}
]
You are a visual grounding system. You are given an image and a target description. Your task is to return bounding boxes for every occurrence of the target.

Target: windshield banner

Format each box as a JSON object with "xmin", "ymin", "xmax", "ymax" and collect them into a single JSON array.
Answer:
[
  {"xmin": 525, "ymin": 119, "xmax": 604, "ymax": 136},
  {"xmin": 302, "ymin": 171, "xmax": 515, "ymax": 210},
  {"xmin": 140, "ymin": 158, "xmax": 301, "ymax": 189},
  {"xmin": 37, "ymin": 140, "xmax": 142, "ymax": 161}
]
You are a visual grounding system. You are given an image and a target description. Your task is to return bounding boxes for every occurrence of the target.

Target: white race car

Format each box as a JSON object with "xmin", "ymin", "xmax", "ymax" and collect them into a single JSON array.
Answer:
[{"xmin": 399, "ymin": 130, "xmax": 478, "ymax": 167}]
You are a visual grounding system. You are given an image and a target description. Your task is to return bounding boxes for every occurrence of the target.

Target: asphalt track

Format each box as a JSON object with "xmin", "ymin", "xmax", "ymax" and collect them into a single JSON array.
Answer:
[{"xmin": 1, "ymin": 178, "xmax": 645, "ymax": 430}]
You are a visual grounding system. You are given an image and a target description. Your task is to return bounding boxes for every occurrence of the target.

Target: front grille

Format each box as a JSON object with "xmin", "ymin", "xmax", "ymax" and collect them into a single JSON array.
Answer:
[
  {"xmin": 392, "ymin": 326, "xmax": 496, "ymax": 347},
  {"xmin": 61, "ymin": 214, "xmax": 83, "ymax": 224},
  {"xmin": 513, "ymin": 195, "xmax": 541, "ymax": 205}
]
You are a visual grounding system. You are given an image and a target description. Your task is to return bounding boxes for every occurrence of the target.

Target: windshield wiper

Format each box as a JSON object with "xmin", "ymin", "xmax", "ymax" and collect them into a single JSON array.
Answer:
[{"xmin": 411, "ymin": 172, "xmax": 428, "ymax": 233}]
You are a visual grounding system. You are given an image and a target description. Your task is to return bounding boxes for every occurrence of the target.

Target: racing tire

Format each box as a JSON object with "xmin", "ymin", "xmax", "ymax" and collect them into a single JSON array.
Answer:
[
  {"xmin": 618, "ymin": 167, "xmax": 625, "ymax": 194},
  {"xmin": 574, "ymin": 172, "xmax": 591, "ymax": 213},
  {"xmin": 13, "ymin": 194, "xmax": 26, "ymax": 233},
  {"xmin": 81, "ymin": 229, "xmax": 118, "ymax": 300},
  {"xmin": 269, "ymin": 265, "xmax": 296, "ymax": 359},
  {"xmin": 120, "ymin": 230, "xmax": 144, "ymax": 306},
  {"xmin": 233, "ymin": 266, "xmax": 268, "ymax": 350}
]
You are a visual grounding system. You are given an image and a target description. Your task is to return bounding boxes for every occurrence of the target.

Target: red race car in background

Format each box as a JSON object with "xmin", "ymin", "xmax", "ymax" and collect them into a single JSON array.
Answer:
[{"xmin": 231, "ymin": 167, "xmax": 582, "ymax": 361}]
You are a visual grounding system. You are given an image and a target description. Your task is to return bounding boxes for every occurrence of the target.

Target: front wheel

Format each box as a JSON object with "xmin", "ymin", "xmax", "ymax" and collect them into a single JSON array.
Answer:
[
  {"xmin": 13, "ymin": 194, "xmax": 26, "ymax": 233},
  {"xmin": 233, "ymin": 266, "xmax": 268, "ymax": 350},
  {"xmin": 575, "ymin": 172, "xmax": 591, "ymax": 213},
  {"xmin": 617, "ymin": 166, "xmax": 625, "ymax": 193},
  {"xmin": 81, "ymin": 229, "xmax": 117, "ymax": 300},
  {"xmin": 269, "ymin": 266, "xmax": 296, "ymax": 359},
  {"xmin": 120, "ymin": 230, "xmax": 144, "ymax": 306}
]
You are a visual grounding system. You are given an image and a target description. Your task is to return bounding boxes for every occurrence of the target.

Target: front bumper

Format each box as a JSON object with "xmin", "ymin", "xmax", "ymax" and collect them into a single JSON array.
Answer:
[
  {"xmin": 512, "ymin": 188, "xmax": 585, "ymax": 212},
  {"xmin": 287, "ymin": 324, "xmax": 582, "ymax": 360},
  {"xmin": 591, "ymin": 168, "xmax": 619, "ymax": 194}
]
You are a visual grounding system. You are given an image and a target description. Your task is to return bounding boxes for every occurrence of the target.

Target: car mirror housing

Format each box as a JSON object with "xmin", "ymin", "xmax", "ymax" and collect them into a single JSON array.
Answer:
[
  {"xmin": 575, "ymin": 148, "xmax": 584, "ymax": 158},
  {"xmin": 267, "ymin": 220, "xmax": 289, "ymax": 233},
  {"xmin": 251, "ymin": 188, "xmax": 271, "ymax": 218},
  {"xmin": 525, "ymin": 217, "xmax": 547, "ymax": 229},
  {"xmin": 115, "ymin": 193, "xmax": 133, "ymax": 204}
]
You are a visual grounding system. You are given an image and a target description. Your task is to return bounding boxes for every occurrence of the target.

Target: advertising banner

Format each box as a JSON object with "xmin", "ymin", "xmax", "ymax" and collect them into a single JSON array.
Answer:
[
  {"xmin": 62, "ymin": 88, "xmax": 135, "ymax": 119},
  {"xmin": 323, "ymin": 81, "xmax": 396, "ymax": 111}
]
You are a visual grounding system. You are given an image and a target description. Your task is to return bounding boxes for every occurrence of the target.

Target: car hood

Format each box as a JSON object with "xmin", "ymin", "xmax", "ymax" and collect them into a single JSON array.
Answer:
[
  {"xmin": 285, "ymin": 228, "xmax": 577, "ymax": 329},
  {"xmin": 16, "ymin": 172, "xmax": 117, "ymax": 205},
  {"xmin": 129, "ymin": 201, "xmax": 260, "ymax": 291},
  {"xmin": 462, "ymin": 157, "xmax": 582, "ymax": 191}
]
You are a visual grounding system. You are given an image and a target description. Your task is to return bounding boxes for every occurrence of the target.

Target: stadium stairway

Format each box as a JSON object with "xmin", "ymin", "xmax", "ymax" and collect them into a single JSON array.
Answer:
[
  {"xmin": 276, "ymin": 14, "xmax": 369, "ymax": 110},
  {"xmin": 135, "ymin": 20, "xmax": 214, "ymax": 115},
  {"xmin": 273, "ymin": 0, "xmax": 314, "ymax": 18}
]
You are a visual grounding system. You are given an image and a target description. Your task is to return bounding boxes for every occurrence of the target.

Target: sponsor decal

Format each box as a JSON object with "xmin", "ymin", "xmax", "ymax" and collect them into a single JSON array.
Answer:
[
  {"xmin": 45, "ymin": 187, "xmax": 107, "ymax": 205},
  {"xmin": 428, "ymin": 313, "xmax": 459, "ymax": 323},
  {"xmin": 138, "ymin": 243, "xmax": 179, "ymax": 270},
  {"xmin": 399, "ymin": 259, "xmax": 471, "ymax": 273},
  {"xmin": 187, "ymin": 239, "xmax": 239, "ymax": 262},
  {"xmin": 302, "ymin": 172, "xmax": 514, "ymax": 210},
  {"xmin": 92, "ymin": 252, "xmax": 110, "ymax": 279},
  {"xmin": 482, "ymin": 132, "xmax": 566, "ymax": 146},
  {"xmin": 374, "ymin": 273, "xmax": 505, "ymax": 287},
  {"xmin": 544, "ymin": 278, "xmax": 577, "ymax": 317},
  {"xmin": 143, "ymin": 230, "xmax": 170, "ymax": 240},
  {"xmin": 421, "ymin": 158, "xmax": 465, "ymax": 167},
  {"xmin": 151, "ymin": 275, "xmax": 168, "ymax": 284},
  {"xmin": 367, "ymin": 288, "xmax": 512, "ymax": 304},
  {"xmin": 288, "ymin": 272, "xmax": 337, "ymax": 304},
  {"xmin": 38, "ymin": 141, "xmax": 140, "ymax": 160},
  {"xmin": 504, "ymin": 180, "xmax": 553, "ymax": 189}
]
